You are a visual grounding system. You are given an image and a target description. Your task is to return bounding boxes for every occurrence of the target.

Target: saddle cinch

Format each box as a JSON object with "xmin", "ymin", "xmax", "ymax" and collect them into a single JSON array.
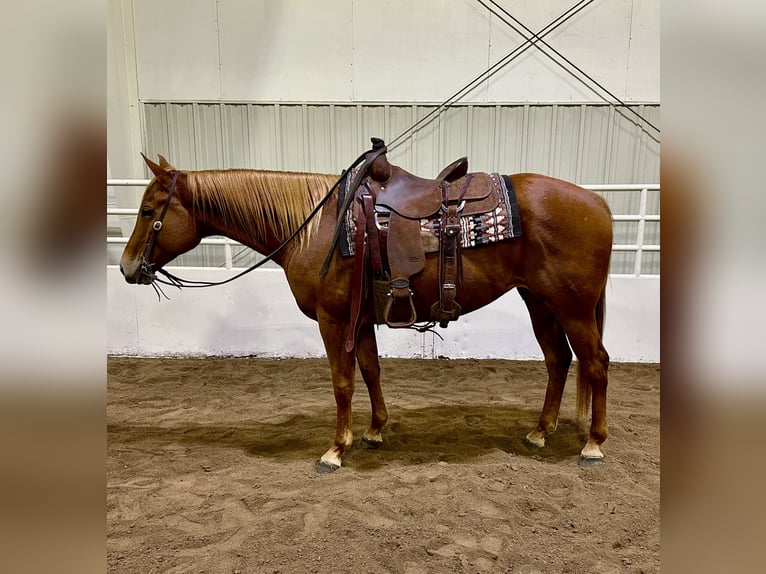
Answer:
[{"xmin": 343, "ymin": 138, "xmax": 499, "ymax": 350}]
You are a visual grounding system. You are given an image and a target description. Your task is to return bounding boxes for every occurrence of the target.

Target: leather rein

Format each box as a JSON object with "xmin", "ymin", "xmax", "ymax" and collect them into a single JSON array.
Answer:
[{"xmin": 140, "ymin": 147, "xmax": 379, "ymax": 299}]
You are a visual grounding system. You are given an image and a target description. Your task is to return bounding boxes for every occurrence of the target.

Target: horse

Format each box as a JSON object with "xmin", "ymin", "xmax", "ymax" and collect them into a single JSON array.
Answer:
[{"xmin": 119, "ymin": 152, "xmax": 613, "ymax": 471}]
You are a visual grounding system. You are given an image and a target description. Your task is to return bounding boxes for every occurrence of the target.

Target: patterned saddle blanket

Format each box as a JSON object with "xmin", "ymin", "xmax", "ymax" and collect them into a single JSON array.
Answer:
[{"xmin": 339, "ymin": 172, "xmax": 522, "ymax": 257}]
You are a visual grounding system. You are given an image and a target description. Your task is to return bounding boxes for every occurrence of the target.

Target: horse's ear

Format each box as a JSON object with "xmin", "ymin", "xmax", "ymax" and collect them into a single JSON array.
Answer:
[
  {"xmin": 141, "ymin": 152, "xmax": 165, "ymax": 177},
  {"xmin": 158, "ymin": 154, "xmax": 175, "ymax": 170},
  {"xmin": 141, "ymin": 152, "xmax": 173, "ymax": 188}
]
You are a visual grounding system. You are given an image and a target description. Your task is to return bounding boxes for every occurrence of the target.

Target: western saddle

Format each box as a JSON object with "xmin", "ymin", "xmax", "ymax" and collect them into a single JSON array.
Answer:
[{"xmin": 330, "ymin": 138, "xmax": 500, "ymax": 351}]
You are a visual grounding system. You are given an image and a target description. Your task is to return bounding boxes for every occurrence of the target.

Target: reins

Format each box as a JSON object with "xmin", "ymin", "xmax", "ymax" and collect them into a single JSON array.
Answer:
[{"xmin": 142, "ymin": 148, "xmax": 375, "ymax": 298}]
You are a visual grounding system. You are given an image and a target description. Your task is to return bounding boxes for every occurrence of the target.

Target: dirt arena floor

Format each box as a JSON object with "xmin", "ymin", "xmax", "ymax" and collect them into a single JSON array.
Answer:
[{"xmin": 107, "ymin": 357, "xmax": 660, "ymax": 574}]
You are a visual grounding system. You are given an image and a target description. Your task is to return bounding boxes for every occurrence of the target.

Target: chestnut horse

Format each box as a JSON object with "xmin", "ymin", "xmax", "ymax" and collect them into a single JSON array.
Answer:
[{"xmin": 120, "ymin": 154, "xmax": 613, "ymax": 471}]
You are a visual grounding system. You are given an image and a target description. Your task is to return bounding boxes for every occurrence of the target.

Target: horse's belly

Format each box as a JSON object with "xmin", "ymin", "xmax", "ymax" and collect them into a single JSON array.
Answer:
[{"xmin": 408, "ymin": 242, "xmax": 522, "ymax": 318}]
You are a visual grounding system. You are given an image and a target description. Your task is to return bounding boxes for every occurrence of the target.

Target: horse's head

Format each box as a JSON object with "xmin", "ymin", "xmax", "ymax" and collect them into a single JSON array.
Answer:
[{"xmin": 119, "ymin": 154, "xmax": 201, "ymax": 284}]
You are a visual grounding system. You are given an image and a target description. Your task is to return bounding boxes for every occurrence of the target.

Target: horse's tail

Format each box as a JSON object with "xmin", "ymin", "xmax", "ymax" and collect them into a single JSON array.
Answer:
[{"xmin": 576, "ymin": 285, "xmax": 607, "ymax": 423}]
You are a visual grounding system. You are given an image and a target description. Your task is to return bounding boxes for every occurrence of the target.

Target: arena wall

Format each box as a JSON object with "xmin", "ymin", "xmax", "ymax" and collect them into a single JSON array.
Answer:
[
  {"xmin": 108, "ymin": 1, "xmax": 659, "ymax": 362},
  {"xmin": 107, "ymin": 268, "xmax": 659, "ymax": 362}
]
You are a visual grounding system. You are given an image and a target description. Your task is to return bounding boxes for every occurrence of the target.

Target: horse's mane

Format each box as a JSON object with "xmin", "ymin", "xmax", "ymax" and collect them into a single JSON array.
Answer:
[{"xmin": 185, "ymin": 169, "xmax": 335, "ymax": 248}]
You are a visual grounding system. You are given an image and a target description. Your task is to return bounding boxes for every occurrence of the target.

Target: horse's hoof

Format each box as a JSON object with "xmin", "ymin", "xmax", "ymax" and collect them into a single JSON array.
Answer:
[
  {"xmin": 315, "ymin": 460, "xmax": 340, "ymax": 474},
  {"xmin": 578, "ymin": 455, "xmax": 603, "ymax": 468},
  {"xmin": 359, "ymin": 436, "xmax": 383, "ymax": 450},
  {"xmin": 524, "ymin": 432, "xmax": 545, "ymax": 450},
  {"xmin": 523, "ymin": 439, "xmax": 542, "ymax": 451}
]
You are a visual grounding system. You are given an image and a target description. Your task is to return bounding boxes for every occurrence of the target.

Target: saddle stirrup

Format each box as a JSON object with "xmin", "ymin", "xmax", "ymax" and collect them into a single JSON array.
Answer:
[{"xmin": 383, "ymin": 278, "xmax": 417, "ymax": 328}]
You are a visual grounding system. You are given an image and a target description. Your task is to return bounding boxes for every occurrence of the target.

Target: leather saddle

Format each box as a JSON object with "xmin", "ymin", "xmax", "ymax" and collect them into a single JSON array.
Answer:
[
  {"xmin": 349, "ymin": 139, "xmax": 499, "ymax": 335},
  {"xmin": 369, "ymin": 156, "xmax": 495, "ymax": 219}
]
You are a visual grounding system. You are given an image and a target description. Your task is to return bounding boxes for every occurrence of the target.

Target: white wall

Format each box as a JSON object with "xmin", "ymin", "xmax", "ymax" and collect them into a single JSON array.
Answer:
[
  {"xmin": 108, "ymin": 1, "xmax": 660, "ymax": 363},
  {"xmin": 130, "ymin": 0, "xmax": 660, "ymax": 103},
  {"xmin": 109, "ymin": 0, "xmax": 660, "ymax": 179},
  {"xmin": 107, "ymin": 267, "xmax": 659, "ymax": 362}
]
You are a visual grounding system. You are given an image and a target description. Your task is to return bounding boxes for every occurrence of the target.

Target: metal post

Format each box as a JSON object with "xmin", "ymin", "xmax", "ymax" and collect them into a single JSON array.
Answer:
[{"xmin": 634, "ymin": 187, "xmax": 648, "ymax": 276}]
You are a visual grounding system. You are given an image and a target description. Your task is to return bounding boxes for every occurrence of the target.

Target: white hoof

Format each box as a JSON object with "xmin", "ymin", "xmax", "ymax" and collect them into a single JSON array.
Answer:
[
  {"xmin": 580, "ymin": 441, "xmax": 604, "ymax": 460},
  {"xmin": 319, "ymin": 448, "xmax": 342, "ymax": 469},
  {"xmin": 525, "ymin": 430, "xmax": 546, "ymax": 449}
]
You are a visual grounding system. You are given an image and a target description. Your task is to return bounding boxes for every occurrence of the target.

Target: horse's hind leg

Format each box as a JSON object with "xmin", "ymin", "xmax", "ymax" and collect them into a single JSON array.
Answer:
[
  {"xmin": 518, "ymin": 288, "xmax": 573, "ymax": 449},
  {"xmin": 558, "ymin": 309, "xmax": 610, "ymax": 462},
  {"xmin": 356, "ymin": 322, "xmax": 388, "ymax": 448}
]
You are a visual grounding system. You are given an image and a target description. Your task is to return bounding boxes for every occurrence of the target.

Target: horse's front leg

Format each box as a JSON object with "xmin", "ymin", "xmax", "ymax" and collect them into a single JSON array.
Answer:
[
  {"xmin": 356, "ymin": 321, "xmax": 388, "ymax": 448},
  {"xmin": 316, "ymin": 312, "xmax": 356, "ymax": 473}
]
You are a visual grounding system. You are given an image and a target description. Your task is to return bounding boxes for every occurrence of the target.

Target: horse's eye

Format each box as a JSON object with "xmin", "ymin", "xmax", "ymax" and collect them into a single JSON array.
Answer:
[{"xmin": 141, "ymin": 206, "xmax": 153, "ymax": 217}]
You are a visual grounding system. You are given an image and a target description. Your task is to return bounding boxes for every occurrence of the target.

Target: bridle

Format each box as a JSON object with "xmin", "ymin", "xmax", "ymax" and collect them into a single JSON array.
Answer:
[
  {"xmin": 139, "ymin": 171, "xmax": 180, "ymax": 285},
  {"xmin": 137, "ymin": 147, "xmax": 379, "ymax": 300}
]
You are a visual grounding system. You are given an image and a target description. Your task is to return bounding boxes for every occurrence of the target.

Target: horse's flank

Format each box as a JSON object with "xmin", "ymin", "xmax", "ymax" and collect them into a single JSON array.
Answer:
[{"xmin": 185, "ymin": 169, "xmax": 336, "ymax": 249}]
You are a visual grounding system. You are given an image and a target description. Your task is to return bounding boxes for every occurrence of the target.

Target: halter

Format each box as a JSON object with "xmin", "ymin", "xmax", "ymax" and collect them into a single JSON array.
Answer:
[{"xmin": 139, "ymin": 171, "xmax": 180, "ymax": 282}]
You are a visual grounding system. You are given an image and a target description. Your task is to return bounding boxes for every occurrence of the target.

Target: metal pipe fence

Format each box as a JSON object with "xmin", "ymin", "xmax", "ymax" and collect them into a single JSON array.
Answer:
[{"xmin": 107, "ymin": 180, "xmax": 659, "ymax": 276}]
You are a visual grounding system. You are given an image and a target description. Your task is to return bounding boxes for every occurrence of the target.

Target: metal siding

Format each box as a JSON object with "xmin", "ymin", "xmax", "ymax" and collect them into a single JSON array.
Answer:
[
  {"xmin": 639, "ymin": 106, "xmax": 661, "ymax": 182},
  {"xmin": 248, "ymin": 104, "xmax": 279, "ymax": 169},
  {"xmin": 611, "ymin": 252, "xmax": 635, "ymax": 275},
  {"xmin": 469, "ymin": 106, "xmax": 495, "ymax": 173},
  {"xmin": 579, "ymin": 105, "xmax": 610, "ymax": 184},
  {"xmin": 524, "ymin": 106, "xmax": 553, "ymax": 175},
  {"xmin": 360, "ymin": 106, "xmax": 386, "ymax": 153},
  {"xmin": 386, "ymin": 105, "xmax": 417, "ymax": 167},
  {"xmin": 195, "ymin": 104, "xmax": 224, "ymax": 169},
  {"xmin": 412, "ymin": 106, "xmax": 441, "ymax": 176},
  {"xmin": 167, "ymin": 104, "xmax": 197, "ymax": 170},
  {"xmin": 332, "ymin": 105, "xmax": 360, "ymax": 170},
  {"xmin": 602, "ymin": 190, "xmax": 640, "ymax": 217},
  {"xmin": 441, "ymin": 107, "xmax": 470, "ymax": 172},
  {"xmin": 641, "ymin": 252, "xmax": 660, "ymax": 276},
  {"xmin": 278, "ymin": 105, "xmax": 306, "ymax": 171},
  {"xmin": 306, "ymin": 106, "xmax": 333, "ymax": 172},
  {"xmin": 139, "ymin": 101, "xmax": 659, "ymax": 274},
  {"xmin": 551, "ymin": 105, "xmax": 582, "ymax": 182},
  {"xmin": 646, "ymin": 188, "xmax": 660, "ymax": 217},
  {"xmin": 609, "ymin": 106, "xmax": 643, "ymax": 183},
  {"xmin": 644, "ymin": 221, "xmax": 660, "ymax": 245},
  {"xmin": 143, "ymin": 101, "xmax": 660, "ymax": 181},
  {"xmin": 495, "ymin": 106, "xmax": 525, "ymax": 173},
  {"xmin": 142, "ymin": 103, "xmax": 169, "ymax": 175},
  {"xmin": 614, "ymin": 221, "xmax": 639, "ymax": 245},
  {"xmin": 222, "ymin": 104, "xmax": 249, "ymax": 168}
]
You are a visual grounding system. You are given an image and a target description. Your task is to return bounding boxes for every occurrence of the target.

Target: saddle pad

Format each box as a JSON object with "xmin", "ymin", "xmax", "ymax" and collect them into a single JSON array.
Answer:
[{"xmin": 339, "ymin": 172, "xmax": 522, "ymax": 257}]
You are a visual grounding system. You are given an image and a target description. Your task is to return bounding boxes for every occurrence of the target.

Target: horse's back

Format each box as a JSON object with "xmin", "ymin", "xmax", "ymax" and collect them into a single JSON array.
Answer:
[{"xmin": 510, "ymin": 173, "xmax": 612, "ymax": 223}]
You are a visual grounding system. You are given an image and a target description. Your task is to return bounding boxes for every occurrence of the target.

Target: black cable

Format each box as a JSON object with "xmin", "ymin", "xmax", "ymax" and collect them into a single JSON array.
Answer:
[
  {"xmin": 481, "ymin": 0, "xmax": 660, "ymax": 139},
  {"xmin": 387, "ymin": 0, "xmax": 595, "ymax": 151}
]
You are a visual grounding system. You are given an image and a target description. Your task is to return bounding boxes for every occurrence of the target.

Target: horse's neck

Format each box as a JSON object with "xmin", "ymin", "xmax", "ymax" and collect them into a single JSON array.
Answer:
[
  {"xmin": 203, "ymin": 215, "xmax": 286, "ymax": 263},
  {"xmin": 190, "ymin": 169, "xmax": 328, "ymax": 267}
]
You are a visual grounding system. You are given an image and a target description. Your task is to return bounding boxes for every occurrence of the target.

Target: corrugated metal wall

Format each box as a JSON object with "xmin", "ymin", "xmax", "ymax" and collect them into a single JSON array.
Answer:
[
  {"xmin": 126, "ymin": 100, "xmax": 659, "ymax": 274},
  {"xmin": 141, "ymin": 101, "xmax": 659, "ymax": 180}
]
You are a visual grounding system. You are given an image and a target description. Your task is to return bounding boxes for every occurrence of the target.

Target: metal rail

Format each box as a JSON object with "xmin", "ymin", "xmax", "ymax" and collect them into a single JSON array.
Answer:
[{"xmin": 107, "ymin": 180, "xmax": 660, "ymax": 275}]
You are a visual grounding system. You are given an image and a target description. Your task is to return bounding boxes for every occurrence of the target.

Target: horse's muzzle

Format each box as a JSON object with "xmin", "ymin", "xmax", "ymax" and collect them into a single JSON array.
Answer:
[{"xmin": 119, "ymin": 259, "xmax": 153, "ymax": 285}]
